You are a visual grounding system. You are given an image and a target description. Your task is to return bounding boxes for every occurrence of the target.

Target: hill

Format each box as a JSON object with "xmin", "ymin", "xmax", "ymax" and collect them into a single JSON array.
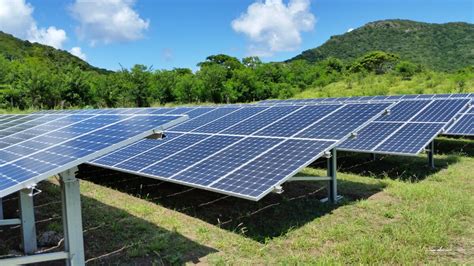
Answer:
[
  {"xmin": 289, "ymin": 19, "xmax": 474, "ymax": 72},
  {"xmin": 0, "ymin": 31, "xmax": 110, "ymax": 74}
]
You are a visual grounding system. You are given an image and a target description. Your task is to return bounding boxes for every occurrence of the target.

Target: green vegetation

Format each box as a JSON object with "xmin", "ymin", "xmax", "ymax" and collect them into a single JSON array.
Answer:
[
  {"xmin": 0, "ymin": 31, "xmax": 109, "ymax": 74},
  {"xmin": 290, "ymin": 19, "xmax": 474, "ymax": 72},
  {"xmin": 1, "ymin": 20, "xmax": 474, "ymax": 110},
  {"xmin": 1, "ymin": 138, "xmax": 472, "ymax": 264}
]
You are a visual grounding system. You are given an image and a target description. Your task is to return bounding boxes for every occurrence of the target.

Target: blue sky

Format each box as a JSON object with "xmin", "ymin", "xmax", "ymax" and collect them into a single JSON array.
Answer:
[{"xmin": 1, "ymin": 0, "xmax": 473, "ymax": 71}]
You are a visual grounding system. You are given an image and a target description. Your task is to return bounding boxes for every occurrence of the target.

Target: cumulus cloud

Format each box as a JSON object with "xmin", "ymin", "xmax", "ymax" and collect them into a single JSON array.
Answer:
[
  {"xmin": 69, "ymin": 46, "xmax": 87, "ymax": 60},
  {"xmin": 232, "ymin": 0, "xmax": 315, "ymax": 56},
  {"xmin": 0, "ymin": 0, "xmax": 67, "ymax": 49},
  {"xmin": 71, "ymin": 0, "xmax": 150, "ymax": 45},
  {"xmin": 347, "ymin": 28, "xmax": 354, "ymax": 32}
]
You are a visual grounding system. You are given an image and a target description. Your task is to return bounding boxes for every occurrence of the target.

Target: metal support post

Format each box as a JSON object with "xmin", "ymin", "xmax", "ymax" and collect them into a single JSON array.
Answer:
[
  {"xmin": 371, "ymin": 153, "xmax": 377, "ymax": 161},
  {"xmin": 428, "ymin": 141, "xmax": 435, "ymax": 169},
  {"xmin": 60, "ymin": 167, "xmax": 85, "ymax": 266},
  {"xmin": 327, "ymin": 148, "xmax": 338, "ymax": 203},
  {"xmin": 0, "ymin": 197, "xmax": 3, "ymax": 220},
  {"xmin": 19, "ymin": 189, "xmax": 38, "ymax": 254}
]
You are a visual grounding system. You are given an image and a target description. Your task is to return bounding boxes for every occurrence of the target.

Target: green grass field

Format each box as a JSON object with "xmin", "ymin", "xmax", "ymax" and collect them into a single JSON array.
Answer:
[{"xmin": 0, "ymin": 137, "xmax": 472, "ymax": 264}]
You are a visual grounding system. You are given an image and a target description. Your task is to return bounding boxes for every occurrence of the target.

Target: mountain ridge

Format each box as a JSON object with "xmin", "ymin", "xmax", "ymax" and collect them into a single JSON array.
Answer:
[
  {"xmin": 288, "ymin": 19, "xmax": 474, "ymax": 71},
  {"xmin": 0, "ymin": 31, "xmax": 110, "ymax": 74}
]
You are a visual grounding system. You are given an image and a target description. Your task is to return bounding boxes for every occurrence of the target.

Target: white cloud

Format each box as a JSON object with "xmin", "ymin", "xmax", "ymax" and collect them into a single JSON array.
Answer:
[
  {"xmin": 69, "ymin": 46, "xmax": 87, "ymax": 60},
  {"xmin": 71, "ymin": 0, "xmax": 149, "ymax": 45},
  {"xmin": 0, "ymin": 0, "xmax": 67, "ymax": 49},
  {"xmin": 347, "ymin": 28, "xmax": 354, "ymax": 32},
  {"xmin": 232, "ymin": 0, "xmax": 315, "ymax": 56}
]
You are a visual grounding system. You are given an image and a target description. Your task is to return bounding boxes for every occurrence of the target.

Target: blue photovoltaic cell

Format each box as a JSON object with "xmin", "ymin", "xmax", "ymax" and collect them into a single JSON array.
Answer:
[
  {"xmin": 111, "ymin": 133, "xmax": 208, "ymax": 171},
  {"xmin": 170, "ymin": 137, "xmax": 282, "ymax": 186},
  {"xmin": 0, "ymin": 114, "xmax": 186, "ymax": 197},
  {"xmin": 432, "ymin": 94, "xmax": 452, "ymax": 98},
  {"xmin": 184, "ymin": 107, "xmax": 215, "ymax": 118},
  {"xmin": 446, "ymin": 114, "xmax": 474, "ymax": 135},
  {"xmin": 91, "ymin": 132, "xmax": 182, "ymax": 166},
  {"xmin": 376, "ymin": 100, "xmax": 427, "ymax": 122},
  {"xmin": 338, "ymin": 122, "xmax": 404, "ymax": 150},
  {"xmin": 412, "ymin": 99, "xmax": 470, "ymax": 122},
  {"xmin": 254, "ymin": 105, "xmax": 341, "ymax": 137},
  {"xmin": 222, "ymin": 105, "xmax": 302, "ymax": 135},
  {"xmin": 192, "ymin": 107, "xmax": 268, "ymax": 133},
  {"xmin": 141, "ymin": 135, "xmax": 243, "ymax": 177},
  {"xmin": 296, "ymin": 103, "xmax": 390, "ymax": 139},
  {"xmin": 374, "ymin": 123, "xmax": 444, "ymax": 154},
  {"xmin": 169, "ymin": 107, "xmax": 239, "ymax": 131},
  {"xmin": 210, "ymin": 139, "xmax": 335, "ymax": 199}
]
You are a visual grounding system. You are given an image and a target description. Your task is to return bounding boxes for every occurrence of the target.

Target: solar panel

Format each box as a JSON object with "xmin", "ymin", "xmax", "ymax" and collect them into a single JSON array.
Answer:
[
  {"xmin": 374, "ymin": 123, "xmax": 444, "ymax": 154},
  {"xmin": 444, "ymin": 106, "xmax": 474, "ymax": 136},
  {"xmin": 0, "ymin": 114, "xmax": 187, "ymax": 197},
  {"xmin": 339, "ymin": 99, "xmax": 470, "ymax": 155},
  {"xmin": 90, "ymin": 102, "xmax": 391, "ymax": 200}
]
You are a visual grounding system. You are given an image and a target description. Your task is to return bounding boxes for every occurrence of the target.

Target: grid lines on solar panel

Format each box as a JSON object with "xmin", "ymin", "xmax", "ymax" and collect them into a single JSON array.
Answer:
[
  {"xmin": 374, "ymin": 123, "xmax": 444, "ymax": 154},
  {"xmin": 445, "ymin": 114, "xmax": 474, "ymax": 135},
  {"xmin": 191, "ymin": 107, "xmax": 268, "ymax": 133},
  {"xmin": 140, "ymin": 135, "xmax": 243, "ymax": 178},
  {"xmin": 221, "ymin": 105, "xmax": 302, "ymax": 135},
  {"xmin": 375, "ymin": 100, "xmax": 428, "ymax": 122},
  {"xmin": 338, "ymin": 122, "xmax": 404, "ymax": 151},
  {"xmin": 91, "ymin": 132, "xmax": 183, "ymax": 167},
  {"xmin": 411, "ymin": 99, "xmax": 470, "ymax": 122},
  {"xmin": 109, "ymin": 133, "xmax": 208, "ymax": 171},
  {"xmin": 169, "ymin": 137, "xmax": 282, "ymax": 186},
  {"xmin": 253, "ymin": 105, "xmax": 342, "ymax": 137},
  {"xmin": 0, "ymin": 114, "xmax": 186, "ymax": 197},
  {"xmin": 296, "ymin": 103, "xmax": 391, "ymax": 139},
  {"xmin": 210, "ymin": 139, "xmax": 335, "ymax": 198},
  {"xmin": 169, "ymin": 107, "xmax": 240, "ymax": 131}
]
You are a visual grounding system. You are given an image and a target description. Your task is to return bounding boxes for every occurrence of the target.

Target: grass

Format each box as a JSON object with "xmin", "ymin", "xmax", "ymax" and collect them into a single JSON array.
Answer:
[
  {"xmin": 0, "ymin": 137, "xmax": 472, "ymax": 264},
  {"xmin": 294, "ymin": 72, "xmax": 474, "ymax": 99}
]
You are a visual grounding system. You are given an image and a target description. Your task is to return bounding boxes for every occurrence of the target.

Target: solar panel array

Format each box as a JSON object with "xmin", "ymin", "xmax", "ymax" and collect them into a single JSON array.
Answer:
[
  {"xmin": 0, "ymin": 113, "xmax": 187, "ymax": 197},
  {"xmin": 10, "ymin": 93, "xmax": 470, "ymax": 201},
  {"xmin": 258, "ymin": 93, "xmax": 473, "ymax": 105},
  {"xmin": 339, "ymin": 98, "xmax": 471, "ymax": 155},
  {"xmin": 89, "ymin": 103, "xmax": 391, "ymax": 200}
]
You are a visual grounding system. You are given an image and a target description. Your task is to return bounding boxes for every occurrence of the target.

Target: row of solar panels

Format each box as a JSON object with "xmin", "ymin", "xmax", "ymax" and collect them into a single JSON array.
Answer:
[
  {"xmin": 39, "ymin": 95, "xmax": 472, "ymax": 199},
  {"xmin": 258, "ymin": 93, "xmax": 473, "ymax": 105},
  {"xmin": 1, "ymin": 93, "xmax": 472, "ymax": 201}
]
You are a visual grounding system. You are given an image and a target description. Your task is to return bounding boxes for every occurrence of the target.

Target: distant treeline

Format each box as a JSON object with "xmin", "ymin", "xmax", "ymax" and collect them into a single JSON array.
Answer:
[{"xmin": 0, "ymin": 51, "xmax": 472, "ymax": 109}]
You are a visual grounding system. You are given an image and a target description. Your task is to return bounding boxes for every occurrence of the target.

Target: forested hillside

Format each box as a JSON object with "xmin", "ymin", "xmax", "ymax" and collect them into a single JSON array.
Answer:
[
  {"xmin": 290, "ymin": 20, "xmax": 474, "ymax": 72},
  {"xmin": 0, "ymin": 20, "xmax": 473, "ymax": 111},
  {"xmin": 0, "ymin": 31, "xmax": 109, "ymax": 74}
]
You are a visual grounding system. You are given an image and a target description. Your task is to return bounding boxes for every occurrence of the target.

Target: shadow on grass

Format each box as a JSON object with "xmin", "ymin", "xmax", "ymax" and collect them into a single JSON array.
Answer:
[
  {"xmin": 78, "ymin": 165, "xmax": 385, "ymax": 243},
  {"xmin": 0, "ymin": 181, "xmax": 216, "ymax": 265},
  {"xmin": 77, "ymin": 137, "xmax": 473, "ymax": 242}
]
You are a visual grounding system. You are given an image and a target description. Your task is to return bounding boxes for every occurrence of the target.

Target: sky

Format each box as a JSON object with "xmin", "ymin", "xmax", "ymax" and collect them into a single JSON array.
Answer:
[{"xmin": 0, "ymin": 0, "xmax": 472, "ymax": 71}]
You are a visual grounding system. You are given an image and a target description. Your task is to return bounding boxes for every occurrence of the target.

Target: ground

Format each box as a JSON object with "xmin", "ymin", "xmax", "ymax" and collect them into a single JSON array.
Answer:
[{"xmin": 0, "ymin": 137, "xmax": 473, "ymax": 264}]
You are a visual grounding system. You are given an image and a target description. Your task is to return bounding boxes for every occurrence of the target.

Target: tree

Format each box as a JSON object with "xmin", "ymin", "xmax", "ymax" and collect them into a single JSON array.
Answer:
[
  {"xmin": 242, "ymin": 56, "xmax": 262, "ymax": 69},
  {"xmin": 196, "ymin": 63, "xmax": 228, "ymax": 103},
  {"xmin": 124, "ymin": 64, "xmax": 152, "ymax": 107},
  {"xmin": 350, "ymin": 51, "xmax": 400, "ymax": 74},
  {"xmin": 174, "ymin": 74, "xmax": 202, "ymax": 103},
  {"xmin": 395, "ymin": 61, "xmax": 420, "ymax": 79}
]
